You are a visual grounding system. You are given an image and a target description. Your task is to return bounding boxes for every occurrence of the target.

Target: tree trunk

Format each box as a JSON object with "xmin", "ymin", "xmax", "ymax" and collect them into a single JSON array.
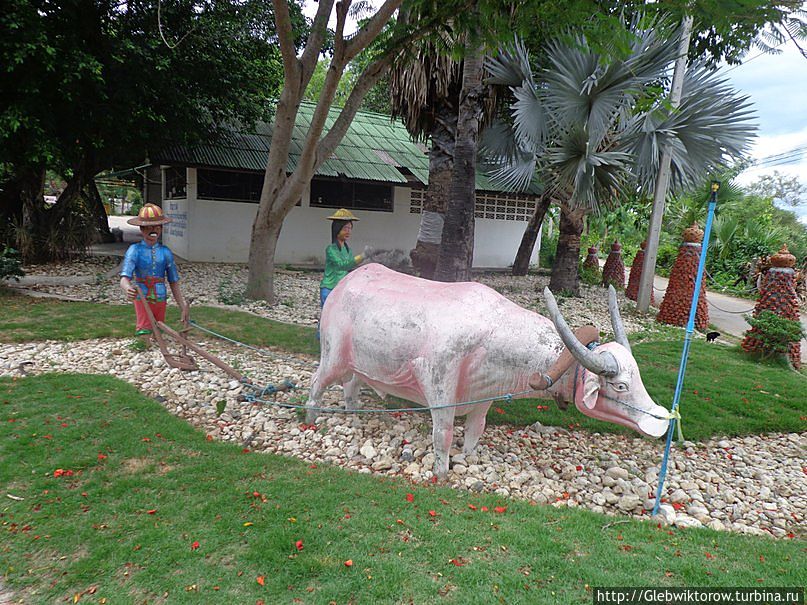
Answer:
[
  {"xmin": 512, "ymin": 194, "xmax": 552, "ymax": 276},
  {"xmin": 86, "ymin": 180, "xmax": 114, "ymax": 243},
  {"xmin": 434, "ymin": 35, "xmax": 484, "ymax": 283},
  {"xmin": 246, "ymin": 212, "xmax": 284, "ymax": 302},
  {"xmin": 549, "ymin": 205, "xmax": 586, "ymax": 295},
  {"xmin": 410, "ymin": 98, "xmax": 457, "ymax": 279}
]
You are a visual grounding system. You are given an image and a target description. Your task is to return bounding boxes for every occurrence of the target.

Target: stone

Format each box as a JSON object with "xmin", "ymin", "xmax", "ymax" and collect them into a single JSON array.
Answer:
[
  {"xmin": 359, "ymin": 441, "xmax": 377, "ymax": 460},
  {"xmin": 674, "ymin": 515, "xmax": 703, "ymax": 529},
  {"xmin": 617, "ymin": 495, "xmax": 642, "ymax": 512},
  {"xmin": 669, "ymin": 489, "xmax": 689, "ymax": 503},
  {"xmin": 605, "ymin": 467, "xmax": 630, "ymax": 480}
]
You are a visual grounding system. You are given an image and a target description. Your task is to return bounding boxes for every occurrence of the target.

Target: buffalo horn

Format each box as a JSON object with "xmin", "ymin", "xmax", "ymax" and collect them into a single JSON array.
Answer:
[
  {"xmin": 543, "ymin": 287, "xmax": 619, "ymax": 377},
  {"xmin": 608, "ymin": 285, "xmax": 631, "ymax": 353}
]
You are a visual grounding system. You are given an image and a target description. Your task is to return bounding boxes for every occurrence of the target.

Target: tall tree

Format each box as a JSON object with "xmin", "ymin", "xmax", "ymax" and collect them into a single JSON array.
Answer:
[
  {"xmin": 484, "ymin": 21, "xmax": 756, "ymax": 294},
  {"xmin": 434, "ymin": 30, "xmax": 486, "ymax": 281},
  {"xmin": 1, "ymin": 0, "xmax": 287, "ymax": 261},
  {"xmin": 388, "ymin": 30, "xmax": 462, "ymax": 278},
  {"xmin": 245, "ymin": 0, "xmax": 462, "ymax": 301}
]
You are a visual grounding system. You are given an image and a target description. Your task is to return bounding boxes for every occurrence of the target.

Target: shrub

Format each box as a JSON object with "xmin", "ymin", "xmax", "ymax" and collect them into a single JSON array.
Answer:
[
  {"xmin": 744, "ymin": 310, "xmax": 805, "ymax": 360},
  {"xmin": 578, "ymin": 263, "xmax": 600, "ymax": 286},
  {"xmin": 217, "ymin": 278, "xmax": 246, "ymax": 306},
  {"xmin": 655, "ymin": 242, "xmax": 679, "ymax": 276},
  {"xmin": 0, "ymin": 246, "xmax": 25, "ymax": 281}
]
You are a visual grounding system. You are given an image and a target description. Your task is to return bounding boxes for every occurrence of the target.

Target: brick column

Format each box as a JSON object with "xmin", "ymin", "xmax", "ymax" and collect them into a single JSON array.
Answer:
[
  {"xmin": 602, "ymin": 241, "xmax": 625, "ymax": 289},
  {"xmin": 741, "ymin": 246, "xmax": 801, "ymax": 369},
  {"xmin": 626, "ymin": 240, "xmax": 654, "ymax": 304},
  {"xmin": 657, "ymin": 223, "xmax": 708, "ymax": 330}
]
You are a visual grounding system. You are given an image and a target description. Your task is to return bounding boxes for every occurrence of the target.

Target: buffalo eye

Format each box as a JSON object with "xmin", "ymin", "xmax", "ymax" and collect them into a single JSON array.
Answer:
[{"xmin": 608, "ymin": 382, "xmax": 629, "ymax": 393}]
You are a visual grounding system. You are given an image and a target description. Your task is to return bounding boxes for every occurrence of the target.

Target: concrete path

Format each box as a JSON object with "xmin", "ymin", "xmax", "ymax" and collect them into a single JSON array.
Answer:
[{"xmin": 652, "ymin": 275, "xmax": 807, "ymax": 364}]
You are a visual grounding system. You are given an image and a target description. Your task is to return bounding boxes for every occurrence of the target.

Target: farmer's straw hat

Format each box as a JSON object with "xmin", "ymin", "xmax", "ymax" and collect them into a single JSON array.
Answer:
[
  {"xmin": 326, "ymin": 208, "xmax": 360, "ymax": 221},
  {"xmin": 127, "ymin": 203, "xmax": 172, "ymax": 226}
]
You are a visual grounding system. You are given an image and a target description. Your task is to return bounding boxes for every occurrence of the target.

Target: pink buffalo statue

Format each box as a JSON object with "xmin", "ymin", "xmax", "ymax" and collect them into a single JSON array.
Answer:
[{"xmin": 307, "ymin": 263, "xmax": 670, "ymax": 478}]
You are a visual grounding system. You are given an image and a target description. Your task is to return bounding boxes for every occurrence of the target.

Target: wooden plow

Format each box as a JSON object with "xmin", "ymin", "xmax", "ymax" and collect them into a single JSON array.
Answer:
[{"xmin": 137, "ymin": 293, "xmax": 242, "ymax": 381}]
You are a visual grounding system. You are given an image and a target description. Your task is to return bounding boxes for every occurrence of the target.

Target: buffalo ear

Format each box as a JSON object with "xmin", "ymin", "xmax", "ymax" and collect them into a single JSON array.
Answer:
[{"xmin": 574, "ymin": 370, "xmax": 600, "ymax": 411}]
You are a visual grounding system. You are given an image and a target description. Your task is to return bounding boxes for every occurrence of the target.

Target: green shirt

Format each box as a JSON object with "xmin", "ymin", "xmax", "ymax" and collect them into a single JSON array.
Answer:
[{"xmin": 320, "ymin": 243, "xmax": 357, "ymax": 289}]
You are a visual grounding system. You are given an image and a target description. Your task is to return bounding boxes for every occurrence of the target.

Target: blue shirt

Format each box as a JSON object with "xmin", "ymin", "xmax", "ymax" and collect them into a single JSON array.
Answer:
[{"xmin": 120, "ymin": 241, "xmax": 180, "ymax": 302}]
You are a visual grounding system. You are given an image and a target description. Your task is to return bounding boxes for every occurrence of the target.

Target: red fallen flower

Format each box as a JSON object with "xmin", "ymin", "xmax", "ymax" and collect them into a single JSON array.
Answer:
[
  {"xmin": 536, "ymin": 405, "xmax": 549, "ymax": 411},
  {"xmin": 141, "ymin": 437, "xmax": 151, "ymax": 442},
  {"xmin": 671, "ymin": 502, "xmax": 685, "ymax": 511},
  {"xmin": 147, "ymin": 509, "xmax": 157, "ymax": 515},
  {"xmin": 576, "ymin": 465, "xmax": 583, "ymax": 471},
  {"xmin": 97, "ymin": 454, "xmax": 107, "ymax": 461},
  {"xmin": 191, "ymin": 541, "xmax": 200, "ymax": 550},
  {"xmin": 295, "ymin": 539, "xmax": 304, "ymax": 551},
  {"xmin": 468, "ymin": 504, "xmax": 478, "ymax": 511},
  {"xmin": 705, "ymin": 552, "xmax": 715, "ymax": 559},
  {"xmin": 405, "ymin": 493, "xmax": 414, "ymax": 503},
  {"xmin": 43, "ymin": 435, "xmax": 53, "ymax": 439},
  {"xmin": 252, "ymin": 491, "xmax": 261, "ymax": 498},
  {"xmin": 344, "ymin": 560, "xmax": 353, "ymax": 567},
  {"xmin": 449, "ymin": 558, "xmax": 466, "ymax": 567},
  {"xmin": 481, "ymin": 506, "xmax": 489, "ymax": 512},
  {"xmin": 428, "ymin": 510, "xmax": 437, "ymax": 517},
  {"xmin": 256, "ymin": 575, "xmax": 265, "ymax": 586},
  {"xmin": 494, "ymin": 407, "xmax": 505, "ymax": 415},
  {"xmin": 494, "ymin": 506, "xmax": 507, "ymax": 513}
]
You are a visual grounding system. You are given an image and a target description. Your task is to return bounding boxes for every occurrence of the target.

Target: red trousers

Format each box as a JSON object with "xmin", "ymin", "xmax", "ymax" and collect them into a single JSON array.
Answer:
[{"xmin": 134, "ymin": 299, "xmax": 167, "ymax": 333}]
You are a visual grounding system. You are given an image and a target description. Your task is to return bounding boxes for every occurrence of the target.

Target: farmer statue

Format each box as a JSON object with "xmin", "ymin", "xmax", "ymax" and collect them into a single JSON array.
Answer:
[{"xmin": 119, "ymin": 203, "xmax": 189, "ymax": 336}]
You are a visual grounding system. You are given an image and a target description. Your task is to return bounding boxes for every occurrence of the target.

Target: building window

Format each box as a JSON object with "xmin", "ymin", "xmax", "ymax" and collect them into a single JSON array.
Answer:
[
  {"xmin": 164, "ymin": 167, "xmax": 187, "ymax": 199},
  {"xmin": 310, "ymin": 178, "xmax": 393, "ymax": 212},
  {"xmin": 197, "ymin": 169, "xmax": 264, "ymax": 203},
  {"xmin": 409, "ymin": 188, "xmax": 537, "ymax": 221}
]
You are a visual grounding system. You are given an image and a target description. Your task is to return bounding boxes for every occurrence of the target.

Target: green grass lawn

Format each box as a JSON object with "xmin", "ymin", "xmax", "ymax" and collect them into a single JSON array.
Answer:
[
  {"xmin": 1, "ymin": 288, "xmax": 805, "ymax": 441},
  {"xmin": 490, "ymin": 339, "xmax": 807, "ymax": 441},
  {"xmin": 1, "ymin": 374, "xmax": 804, "ymax": 604},
  {"xmin": 0, "ymin": 287, "xmax": 320, "ymax": 356}
]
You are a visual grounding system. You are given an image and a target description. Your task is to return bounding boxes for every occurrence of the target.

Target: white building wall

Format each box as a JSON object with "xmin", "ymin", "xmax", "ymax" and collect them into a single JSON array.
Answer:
[
  {"xmin": 161, "ymin": 166, "xmax": 191, "ymax": 260},
  {"xmin": 165, "ymin": 168, "xmax": 540, "ymax": 269}
]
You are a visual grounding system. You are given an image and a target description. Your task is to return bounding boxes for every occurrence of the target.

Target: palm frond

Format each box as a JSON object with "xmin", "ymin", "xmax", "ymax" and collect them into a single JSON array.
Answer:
[
  {"xmin": 627, "ymin": 62, "xmax": 757, "ymax": 193},
  {"xmin": 485, "ymin": 37, "xmax": 532, "ymax": 87}
]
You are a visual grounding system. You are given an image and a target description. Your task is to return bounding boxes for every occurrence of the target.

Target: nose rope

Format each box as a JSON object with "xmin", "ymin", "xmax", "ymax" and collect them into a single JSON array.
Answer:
[{"xmin": 572, "ymin": 347, "xmax": 683, "ymax": 441}]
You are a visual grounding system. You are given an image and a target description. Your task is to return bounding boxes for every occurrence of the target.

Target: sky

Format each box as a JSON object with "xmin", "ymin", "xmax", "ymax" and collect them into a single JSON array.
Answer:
[{"xmin": 725, "ymin": 41, "xmax": 807, "ymax": 221}]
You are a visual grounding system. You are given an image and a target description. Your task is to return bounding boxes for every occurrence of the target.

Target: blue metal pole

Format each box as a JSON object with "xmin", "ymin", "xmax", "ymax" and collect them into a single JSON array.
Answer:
[{"xmin": 652, "ymin": 181, "xmax": 720, "ymax": 517}]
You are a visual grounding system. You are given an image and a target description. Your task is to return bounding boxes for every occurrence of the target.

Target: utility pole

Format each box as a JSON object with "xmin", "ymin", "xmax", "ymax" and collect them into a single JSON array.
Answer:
[{"xmin": 636, "ymin": 15, "xmax": 694, "ymax": 313}]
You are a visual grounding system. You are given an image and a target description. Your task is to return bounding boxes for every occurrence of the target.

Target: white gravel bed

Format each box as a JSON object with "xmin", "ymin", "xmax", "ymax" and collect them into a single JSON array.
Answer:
[
  {"xmin": 2, "ymin": 337, "xmax": 803, "ymax": 539},
  {"xmin": 17, "ymin": 257, "xmax": 652, "ymax": 334}
]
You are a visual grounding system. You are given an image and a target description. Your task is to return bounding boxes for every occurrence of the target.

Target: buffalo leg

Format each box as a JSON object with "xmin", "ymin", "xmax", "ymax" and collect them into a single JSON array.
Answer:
[
  {"xmin": 462, "ymin": 404, "xmax": 491, "ymax": 455},
  {"xmin": 429, "ymin": 408, "xmax": 455, "ymax": 479},
  {"xmin": 343, "ymin": 374, "xmax": 362, "ymax": 410},
  {"xmin": 306, "ymin": 364, "xmax": 348, "ymax": 424}
]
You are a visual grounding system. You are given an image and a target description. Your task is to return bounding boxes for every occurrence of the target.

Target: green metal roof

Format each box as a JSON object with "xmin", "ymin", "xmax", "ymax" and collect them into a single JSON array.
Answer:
[{"xmin": 152, "ymin": 102, "xmax": 537, "ymax": 194}]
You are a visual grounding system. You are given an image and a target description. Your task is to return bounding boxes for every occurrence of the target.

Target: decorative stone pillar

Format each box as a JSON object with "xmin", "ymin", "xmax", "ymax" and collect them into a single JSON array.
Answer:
[
  {"xmin": 602, "ymin": 241, "xmax": 625, "ymax": 289},
  {"xmin": 657, "ymin": 224, "xmax": 708, "ymax": 330},
  {"xmin": 583, "ymin": 246, "xmax": 600, "ymax": 275},
  {"xmin": 741, "ymin": 245, "xmax": 801, "ymax": 369},
  {"xmin": 626, "ymin": 241, "xmax": 654, "ymax": 304}
]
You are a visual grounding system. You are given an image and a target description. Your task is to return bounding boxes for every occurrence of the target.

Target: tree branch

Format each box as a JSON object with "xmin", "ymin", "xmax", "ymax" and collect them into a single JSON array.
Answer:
[
  {"xmin": 272, "ymin": 0, "xmax": 299, "ymax": 78},
  {"xmin": 333, "ymin": 0, "xmax": 351, "ymax": 59},
  {"xmin": 344, "ymin": 0, "xmax": 403, "ymax": 63},
  {"xmin": 315, "ymin": 53, "xmax": 394, "ymax": 168},
  {"xmin": 300, "ymin": 0, "xmax": 337, "ymax": 82}
]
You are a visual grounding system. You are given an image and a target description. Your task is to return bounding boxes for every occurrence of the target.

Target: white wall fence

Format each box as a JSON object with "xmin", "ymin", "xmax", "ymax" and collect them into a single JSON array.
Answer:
[{"xmin": 162, "ymin": 167, "xmax": 540, "ymax": 269}]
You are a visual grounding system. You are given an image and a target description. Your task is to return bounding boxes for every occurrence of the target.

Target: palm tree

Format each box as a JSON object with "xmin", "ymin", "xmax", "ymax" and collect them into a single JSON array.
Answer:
[
  {"xmin": 484, "ymin": 20, "xmax": 756, "ymax": 294},
  {"xmin": 388, "ymin": 31, "xmax": 462, "ymax": 278}
]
